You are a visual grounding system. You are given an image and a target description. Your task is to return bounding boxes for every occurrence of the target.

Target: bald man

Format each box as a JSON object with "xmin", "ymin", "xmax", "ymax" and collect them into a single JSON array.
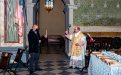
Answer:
[{"xmin": 65, "ymin": 26, "xmax": 87, "ymax": 69}]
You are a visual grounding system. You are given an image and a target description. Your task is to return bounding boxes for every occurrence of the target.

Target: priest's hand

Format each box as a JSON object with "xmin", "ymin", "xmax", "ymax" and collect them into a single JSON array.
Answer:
[{"xmin": 65, "ymin": 30, "xmax": 69, "ymax": 35}]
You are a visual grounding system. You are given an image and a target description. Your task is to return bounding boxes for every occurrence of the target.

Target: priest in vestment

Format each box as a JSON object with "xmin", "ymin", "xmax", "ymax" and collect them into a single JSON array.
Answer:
[{"xmin": 65, "ymin": 26, "xmax": 87, "ymax": 69}]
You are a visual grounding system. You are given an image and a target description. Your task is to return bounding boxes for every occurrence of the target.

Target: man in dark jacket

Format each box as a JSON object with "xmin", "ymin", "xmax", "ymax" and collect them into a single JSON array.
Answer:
[{"xmin": 28, "ymin": 24, "xmax": 41, "ymax": 74}]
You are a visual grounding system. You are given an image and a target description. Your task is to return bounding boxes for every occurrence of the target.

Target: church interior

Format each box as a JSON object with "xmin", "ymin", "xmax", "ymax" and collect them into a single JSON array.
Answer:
[{"xmin": 0, "ymin": 0, "xmax": 121, "ymax": 75}]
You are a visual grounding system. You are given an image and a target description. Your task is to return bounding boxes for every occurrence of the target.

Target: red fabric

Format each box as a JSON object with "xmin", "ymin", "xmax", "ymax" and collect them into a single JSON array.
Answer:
[{"xmin": 90, "ymin": 37, "xmax": 94, "ymax": 43}]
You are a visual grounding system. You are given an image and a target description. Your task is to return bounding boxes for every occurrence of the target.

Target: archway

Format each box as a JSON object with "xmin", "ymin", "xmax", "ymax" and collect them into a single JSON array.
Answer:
[{"xmin": 39, "ymin": 0, "xmax": 65, "ymax": 36}]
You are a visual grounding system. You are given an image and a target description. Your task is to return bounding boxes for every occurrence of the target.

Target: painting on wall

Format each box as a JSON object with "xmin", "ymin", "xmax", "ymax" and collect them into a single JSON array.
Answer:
[
  {"xmin": 74, "ymin": 0, "xmax": 121, "ymax": 26},
  {"xmin": 4, "ymin": 0, "xmax": 24, "ymax": 43},
  {"xmin": 0, "ymin": 0, "xmax": 25, "ymax": 47}
]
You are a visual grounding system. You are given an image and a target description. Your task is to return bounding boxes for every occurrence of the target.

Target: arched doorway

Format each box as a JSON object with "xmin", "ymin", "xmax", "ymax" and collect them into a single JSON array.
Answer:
[
  {"xmin": 38, "ymin": 0, "xmax": 66, "ymax": 54},
  {"xmin": 39, "ymin": 0, "xmax": 65, "ymax": 36}
]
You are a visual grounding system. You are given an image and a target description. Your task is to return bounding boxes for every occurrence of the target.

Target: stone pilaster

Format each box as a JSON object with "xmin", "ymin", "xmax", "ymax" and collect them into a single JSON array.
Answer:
[
  {"xmin": 64, "ymin": 0, "xmax": 78, "ymax": 56},
  {"xmin": 26, "ymin": 1, "xmax": 36, "ymax": 46}
]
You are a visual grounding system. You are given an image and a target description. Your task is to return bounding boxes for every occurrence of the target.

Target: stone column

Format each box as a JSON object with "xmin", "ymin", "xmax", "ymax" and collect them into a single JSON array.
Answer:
[
  {"xmin": 26, "ymin": 1, "xmax": 36, "ymax": 46},
  {"xmin": 25, "ymin": 0, "xmax": 37, "ymax": 62},
  {"xmin": 63, "ymin": 5, "xmax": 70, "ymax": 55},
  {"xmin": 64, "ymin": 0, "xmax": 78, "ymax": 56}
]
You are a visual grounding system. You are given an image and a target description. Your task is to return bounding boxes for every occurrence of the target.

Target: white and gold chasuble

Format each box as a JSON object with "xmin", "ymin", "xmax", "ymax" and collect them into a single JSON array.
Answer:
[
  {"xmin": 69, "ymin": 31, "xmax": 87, "ymax": 68},
  {"xmin": 70, "ymin": 32, "xmax": 84, "ymax": 56}
]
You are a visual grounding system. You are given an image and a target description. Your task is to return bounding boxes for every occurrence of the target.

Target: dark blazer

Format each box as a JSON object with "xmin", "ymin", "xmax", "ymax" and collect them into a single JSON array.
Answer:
[{"xmin": 28, "ymin": 29, "xmax": 41, "ymax": 53}]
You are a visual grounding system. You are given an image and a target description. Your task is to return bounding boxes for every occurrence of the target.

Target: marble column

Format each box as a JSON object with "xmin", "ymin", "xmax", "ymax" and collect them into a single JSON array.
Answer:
[
  {"xmin": 64, "ymin": 0, "xmax": 78, "ymax": 56},
  {"xmin": 26, "ymin": 1, "xmax": 36, "ymax": 45},
  {"xmin": 25, "ymin": 0, "xmax": 36, "ymax": 62}
]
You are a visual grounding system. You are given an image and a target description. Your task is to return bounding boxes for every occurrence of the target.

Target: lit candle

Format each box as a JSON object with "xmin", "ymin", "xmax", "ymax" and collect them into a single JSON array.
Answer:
[{"xmin": 45, "ymin": 29, "xmax": 48, "ymax": 38}]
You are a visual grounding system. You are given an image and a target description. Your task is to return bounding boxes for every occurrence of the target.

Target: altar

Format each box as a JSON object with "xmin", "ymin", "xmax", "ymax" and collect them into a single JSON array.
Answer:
[{"xmin": 88, "ymin": 51, "xmax": 121, "ymax": 75}]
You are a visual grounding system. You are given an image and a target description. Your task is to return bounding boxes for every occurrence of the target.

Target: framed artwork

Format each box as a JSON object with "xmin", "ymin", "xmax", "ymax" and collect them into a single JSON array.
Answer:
[
  {"xmin": 4, "ymin": 0, "xmax": 24, "ymax": 43},
  {"xmin": 4, "ymin": 0, "xmax": 18, "ymax": 42}
]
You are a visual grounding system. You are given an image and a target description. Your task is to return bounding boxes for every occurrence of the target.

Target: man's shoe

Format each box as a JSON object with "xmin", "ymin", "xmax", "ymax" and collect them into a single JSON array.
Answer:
[
  {"xmin": 35, "ymin": 68, "xmax": 43, "ymax": 71},
  {"xmin": 30, "ymin": 70, "xmax": 34, "ymax": 74}
]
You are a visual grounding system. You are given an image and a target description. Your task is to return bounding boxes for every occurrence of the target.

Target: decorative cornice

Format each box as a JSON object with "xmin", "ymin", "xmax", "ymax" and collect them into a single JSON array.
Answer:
[
  {"xmin": 79, "ymin": 26, "xmax": 121, "ymax": 32},
  {"xmin": 67, "ymin": 4, "xmax": 78, "ymax": 9},
  {"xmin": 26, "ymin": 3, "xmax": 36, "ymax": 7}
]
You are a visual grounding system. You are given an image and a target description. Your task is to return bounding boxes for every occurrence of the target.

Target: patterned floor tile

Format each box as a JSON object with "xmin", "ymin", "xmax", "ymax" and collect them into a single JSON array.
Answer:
[{"xmin": 6, "ymin": 45, "xmax": 88, "ymax": 75}]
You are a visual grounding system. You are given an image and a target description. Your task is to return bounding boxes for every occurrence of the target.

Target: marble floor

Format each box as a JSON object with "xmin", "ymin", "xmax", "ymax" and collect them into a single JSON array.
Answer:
[{"xmin": 6, "ymin": 45, "xmax": 88, "ymax": 75}]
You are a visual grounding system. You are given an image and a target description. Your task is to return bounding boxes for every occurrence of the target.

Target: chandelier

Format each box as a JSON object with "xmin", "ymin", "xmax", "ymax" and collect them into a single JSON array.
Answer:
[{"xmin": 45, "ymin": 0, "xmax": 54, "ymax": 13}]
